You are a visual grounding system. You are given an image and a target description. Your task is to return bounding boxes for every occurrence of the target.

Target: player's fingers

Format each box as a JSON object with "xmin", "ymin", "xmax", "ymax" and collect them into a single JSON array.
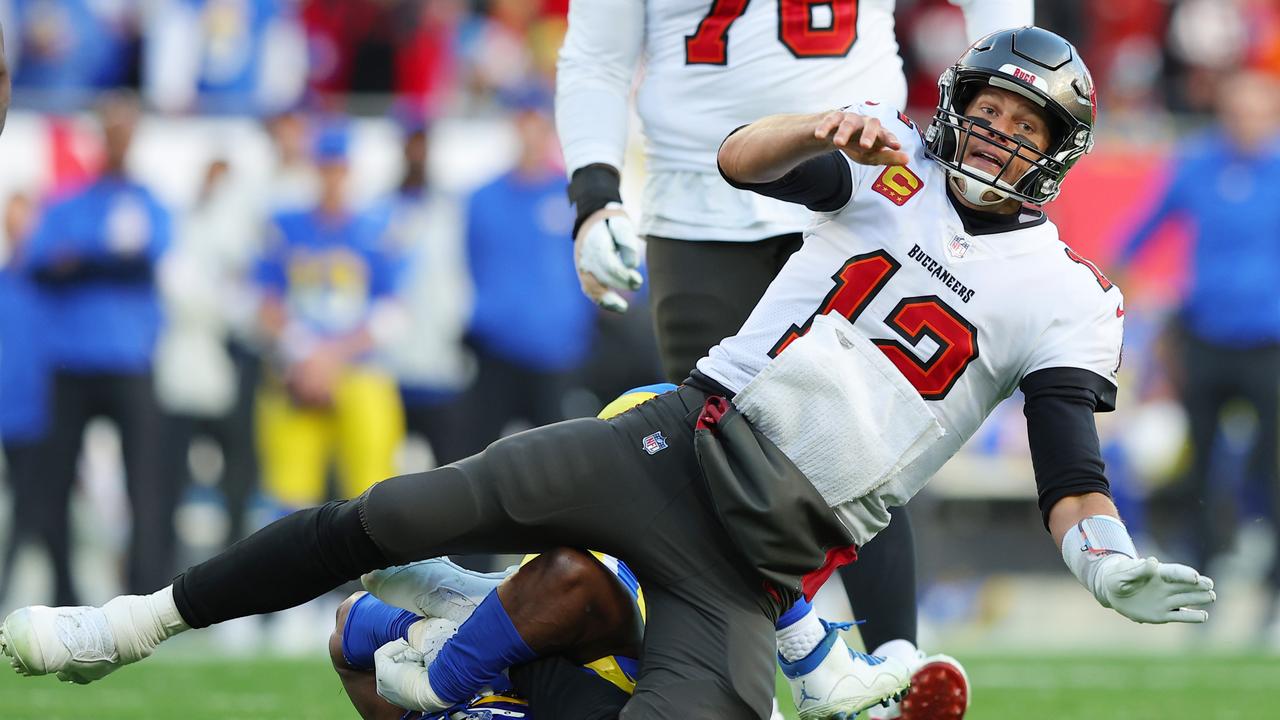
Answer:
[
  {"xmin": 1167, "ymin": 590, "xmax": 1216, "ymax": 609},
  {"xmin": 858, "ymin": 117, "xmax": 882, "ymax": 149},
  {"xmin": 815, "ymin": 111, "xmax": 844, "ymax": 141},
  {"xmin": 832, "ymin": 114, "xmax": 863, "ymax": 147},
  {"xmin": 867, "ymin": 148, "xmax": 911, "ymax": 166},
  {"xmin": 1164, "ymin": 607, "xmax": 1209, "ymax": 624},
  {"xmin": 597, "ymin": 290, "xmax": 629, "ymax": 314},
  {"xmin": 1155, "ymin": 562, "xmax": 1202, "ymax": 586}
]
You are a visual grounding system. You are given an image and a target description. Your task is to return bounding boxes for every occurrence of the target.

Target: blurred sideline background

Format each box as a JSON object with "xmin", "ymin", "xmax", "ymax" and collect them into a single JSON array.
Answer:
[{"xmin": 0, "ymin": 0, "xmax": 1278, "ymax": 676}]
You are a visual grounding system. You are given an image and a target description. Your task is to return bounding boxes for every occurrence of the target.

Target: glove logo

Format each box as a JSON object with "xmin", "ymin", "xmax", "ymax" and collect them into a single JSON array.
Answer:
[{"xmin": 642, "ymin": 431, "xmax": 668, "ymax": 455}]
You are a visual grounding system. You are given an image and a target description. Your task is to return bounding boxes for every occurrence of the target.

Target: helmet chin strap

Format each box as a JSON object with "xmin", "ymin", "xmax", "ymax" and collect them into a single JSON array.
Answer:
[{"xmin": 946, "ymin": 166, "xmax": 1010, "ymax": 207}]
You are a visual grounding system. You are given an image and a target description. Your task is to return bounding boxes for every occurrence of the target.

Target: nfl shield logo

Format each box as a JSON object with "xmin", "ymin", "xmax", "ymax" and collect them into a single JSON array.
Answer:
[
  {"xmin": 947, "ymin": 233, "xmax": 970, "ymax": 259},
  {"xmin": 642, "ymin": 431, "xmax": 668, "ymax": 455}
]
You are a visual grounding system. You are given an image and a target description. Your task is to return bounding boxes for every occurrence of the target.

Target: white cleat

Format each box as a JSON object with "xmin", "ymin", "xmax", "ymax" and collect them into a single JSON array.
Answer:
[
  {"xmin": 1, "ymin": 606, "xmax": 128, "ymax": 684},
  {"xmin": 780, "ymin": 621, "xmax": 912, "ymax": 720},
  {"xmin": 362, "ymin": 558, "xmax": 509, "ymax": 624}
]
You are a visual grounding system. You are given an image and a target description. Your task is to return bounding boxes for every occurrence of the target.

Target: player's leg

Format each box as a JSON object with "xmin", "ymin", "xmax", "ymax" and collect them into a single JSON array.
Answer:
[
  {"xmin": 333, "ymin": 368, "xmax": 406, "ymax": 499},
  {"xmin": 111, "ymin": 372, "xmax": 175, "ymax": 594},
  {"xmin": 645, "ymin": 234, "xmax": 802, "ymax": 383},
  {"xmin": 622, "ymin": 561, "xmax": 780, "ymax": 719},
  {"xmin": 1179, "ymin": 337, "xmax": 1232, "ymax": 573},
  {"xmin": 40, "ymin": 371, "xmax": 93, "ymax": 606},
  {"xmin": 256, "ymin": 385, "xmax": 332, "ymax": 509},
  {"xmin": 0, "ymin": 389, "xmax": 702, "ymax": 684},
  {"xmin": 1238, "ymin": 346, "xmax": 1280, "ymax": 621}
]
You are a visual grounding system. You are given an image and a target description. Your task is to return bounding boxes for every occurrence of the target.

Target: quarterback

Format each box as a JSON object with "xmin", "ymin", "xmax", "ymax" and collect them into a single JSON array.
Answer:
[
  {"xmin": 2, "ymin": 28, "xmax": 1214, "ymax": 720},
  {"xmin": 559, "ymin": 1, "xmax": 1032, "ymax": 714}
]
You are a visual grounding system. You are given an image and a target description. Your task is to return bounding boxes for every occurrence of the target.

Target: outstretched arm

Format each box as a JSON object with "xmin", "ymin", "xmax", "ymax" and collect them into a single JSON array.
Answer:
[
  {"xmin": 1025, "ymin": 381, "xmax": 1216, "ymax": 624},
  {"xmin": 717, "ymin": 110, "xmax": 909, "ymax": 186}
]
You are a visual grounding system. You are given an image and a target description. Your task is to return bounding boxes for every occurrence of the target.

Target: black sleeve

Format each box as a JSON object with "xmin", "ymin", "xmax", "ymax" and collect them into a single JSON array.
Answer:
[
  {"xmin": 567, "ymin": 163, "xmax": 623, "ymax": 238},
  {"xmin": 31, "ymin": 256, "xmax": 154, "ymax": 287},
  {"xmin": 716, "ymin": 128, "xmax": 853, "ymax": 212},
  {"xmin": 1022, "ymin": 379, "xmax": 1112, "ymax": 530},
  {"xmin": 508, "ymin": 656, "xmax": 627, "ymax": 720},
  {"xmin": 1020, "ymin": 366, "xmax": 1118, "ymax": 413}
]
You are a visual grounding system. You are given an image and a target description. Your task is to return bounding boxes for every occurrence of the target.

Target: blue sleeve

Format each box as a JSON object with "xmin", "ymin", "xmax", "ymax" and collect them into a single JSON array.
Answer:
[
  {"xmin": 363, "ymin": 214, "xmax": 403, "ymax": 299},
  {"xmin": 21, "ymin": 206, "xmax": 58, "ymax": 272},
  {"xmin": 1116, "ymin": 156, "xmax": 1191, "ymax": 266},
  {"xmin": 253, "ymin": 220, "xmax": 289, "ymax": 295}
]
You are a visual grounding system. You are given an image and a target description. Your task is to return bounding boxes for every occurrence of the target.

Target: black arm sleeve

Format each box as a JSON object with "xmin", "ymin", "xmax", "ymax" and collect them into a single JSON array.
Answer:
[
  {"xmin": 567, "ymin": 163, "xmax": 622, "ymax": 238},
  {"xmin": 32, "ymin": 256, "xmax": 155, "ymax": 287},
  {"xmin": 1021, "ymin": 372, "xmax": 1113, "ymax": 530},
  {"xmin": 716, "ymin": 128, "xmax": 853, "ymax": 212}
]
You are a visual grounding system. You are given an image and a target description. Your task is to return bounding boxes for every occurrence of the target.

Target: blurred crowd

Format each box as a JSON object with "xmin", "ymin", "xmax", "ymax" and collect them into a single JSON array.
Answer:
[
  {"xmin": 1, "ymin": 0, "xmax": 1280, "ymax": 643},
  {"xmin": 0, "ymin": 85, "xmax": 663, "ymax": 607}
]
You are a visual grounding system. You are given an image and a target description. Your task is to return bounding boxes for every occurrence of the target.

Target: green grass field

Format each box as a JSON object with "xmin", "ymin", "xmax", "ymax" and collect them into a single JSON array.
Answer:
[{"xmin": 1, "ymin": 653, "xmax": 1276, "ymax": 719}]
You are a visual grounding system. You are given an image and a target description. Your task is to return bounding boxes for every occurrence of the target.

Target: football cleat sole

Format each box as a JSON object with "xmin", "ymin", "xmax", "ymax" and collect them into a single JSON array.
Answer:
[
  {"xmin": 798, "ymin": 686, "xmax": 911, "ymax": 720},
  {"xmin": 899, "ymin": 656, "xmax": 968, "ymax": 719}
]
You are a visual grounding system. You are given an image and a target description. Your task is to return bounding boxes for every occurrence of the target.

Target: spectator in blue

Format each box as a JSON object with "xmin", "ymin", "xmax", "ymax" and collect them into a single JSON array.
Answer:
[
  {"xmin": 23, "ymin": 92, "xmax": 174, "ymax": 595},
  {"xmin": 1116, "ymin": 69, "xmax": 1280, "ymax": 615},
  {"xmin": 252, "ymin": 122, "xmax": 407, "ymax": 512},
  {"xmin": 378, "ymin": 114, "xmax": 472, "ymax": 468},
  {"xmin": 457, "ymin": 84, "xmax": 596, "ymax": 458},
  {"xmin": 0, "ymin": 193, "xmax": 66, "ymax": 604},
  {"xmin": 143, "ymin": 0, "xmax": 308, "ymax": 115},
  {"xmin": 10, "ymin": 0, "xmax": 140, "ymax": 111}
]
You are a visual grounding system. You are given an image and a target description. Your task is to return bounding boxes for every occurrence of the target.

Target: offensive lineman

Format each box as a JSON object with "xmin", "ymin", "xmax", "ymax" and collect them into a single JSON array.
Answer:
[
  {"xmin": 559, "ymin": 2, "xmax": 1030, "ymax": 714},
  {"xmin": 1, "ymin": 28, "xmax": 1216, "ymax": 720}
]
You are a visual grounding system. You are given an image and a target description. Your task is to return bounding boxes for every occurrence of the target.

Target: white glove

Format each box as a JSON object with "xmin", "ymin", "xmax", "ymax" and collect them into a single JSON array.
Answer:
[
  {"xmin": 1092, "ymin": 555, "xmax": 1216, "ymax": 624},
  {"xmin": 373, "ymin": 639, "xmax": 451, "ymax": 713},
  {"xmin": 574, "ymin": 202, "xmax": 644, "ymax": 313},
  {"xmin": 1062, "ymin": 515, "xmax": 1216, "ymax": 624}
]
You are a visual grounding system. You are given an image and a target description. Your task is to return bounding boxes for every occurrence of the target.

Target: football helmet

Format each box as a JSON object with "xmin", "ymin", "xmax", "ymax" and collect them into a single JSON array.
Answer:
[{"xmin": 924, "ymin": 26, "xmax": 1096, "ymax": 205}]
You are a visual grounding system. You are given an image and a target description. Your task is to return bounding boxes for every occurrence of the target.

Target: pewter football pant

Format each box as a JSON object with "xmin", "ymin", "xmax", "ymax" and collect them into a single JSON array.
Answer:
[{"xmin": 174, "ymin": 386, "xmax": 781, "ymax": 719}]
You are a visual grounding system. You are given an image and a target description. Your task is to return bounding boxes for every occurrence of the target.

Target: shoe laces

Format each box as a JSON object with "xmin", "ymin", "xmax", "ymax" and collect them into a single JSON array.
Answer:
[{"xmin": 817, "ymin": 619, "xmax": 885, "ymax": 666}]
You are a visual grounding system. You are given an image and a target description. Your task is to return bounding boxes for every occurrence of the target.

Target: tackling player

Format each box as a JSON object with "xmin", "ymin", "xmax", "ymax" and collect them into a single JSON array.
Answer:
[
  {"xmin": 558, "ymin": 1, "xmax": 1031, "ymax": 715},
  {"xmin": 2, "ymin": 28, "xmax": 1217, "ymax": 720}
]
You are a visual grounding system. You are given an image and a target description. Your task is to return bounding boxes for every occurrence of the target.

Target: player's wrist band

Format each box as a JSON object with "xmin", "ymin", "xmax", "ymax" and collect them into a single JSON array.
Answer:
[
  {"xmin": 1061, "ymin": 514, "xmax": 1138, "ymax": 596},
  {"xmin": 568, "ymin": 163, "xmax": 623, "ymax": 237}
]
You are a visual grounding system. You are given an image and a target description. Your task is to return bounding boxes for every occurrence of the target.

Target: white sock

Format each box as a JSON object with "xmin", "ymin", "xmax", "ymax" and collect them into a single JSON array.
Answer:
[
  {"xmin": 775, "ymin": 608, "xmax": 827, "ymax": 662},
  {"xmin": 870, "ymin": 639, "xmax": 919, "ymax": 667},
  {"xmin": 101, "ymin": 586, "xmax": 190, "ymax": 663}
]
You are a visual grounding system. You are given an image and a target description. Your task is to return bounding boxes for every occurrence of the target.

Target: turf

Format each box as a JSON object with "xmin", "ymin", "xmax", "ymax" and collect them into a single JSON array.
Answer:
[{"xmin": 0, "ymin": 653, "xmax": 1275, "ymax": 719}]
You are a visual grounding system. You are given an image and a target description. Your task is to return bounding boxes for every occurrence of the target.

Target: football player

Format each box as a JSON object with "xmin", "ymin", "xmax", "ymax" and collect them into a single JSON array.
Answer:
[
  {"xmin": 331, "ymin": 550, "xmax": 643, "ymax": 720},
  {"xmin": 2, "ymin": 28, "xmax": 1216, "ymax": 720},
  {"xmin": 338, "ymin": 385, "xmax": 905, "ymax": 720},
  {"xmin": 559, "ymin": 1, "xmax": 1030, "ymax": 715}
]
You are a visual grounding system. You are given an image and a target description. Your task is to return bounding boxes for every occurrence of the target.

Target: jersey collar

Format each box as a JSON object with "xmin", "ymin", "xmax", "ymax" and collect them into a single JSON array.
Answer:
[{"xmin": 946, "ymin": 190, "xmax": 1046, "ymax": 236}]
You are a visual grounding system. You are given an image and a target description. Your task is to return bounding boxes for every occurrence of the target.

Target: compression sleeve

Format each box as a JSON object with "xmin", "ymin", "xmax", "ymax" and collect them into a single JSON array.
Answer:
[
  {"xmin": 950, "ymin": 0, "xmax": 1035, "ymax": 43},
  {"xmin": 555, "ymin": 0, "xmax": 644, "ymax": 175},
  {"xmin": 717, "ymin": 147, "xmax": 854, "ymax": 212},
  {"xmin": 1022, "ymin": 372, "xmax": 1112, "ymax": 530}
]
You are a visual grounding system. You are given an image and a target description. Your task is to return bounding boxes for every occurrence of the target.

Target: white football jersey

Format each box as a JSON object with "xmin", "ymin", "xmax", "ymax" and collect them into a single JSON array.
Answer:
[
  {"xmin": 556, "ymin": 0, "xmax": 1032, "ymax": 240},
  {"xmin": 697, "ymin": 105, "xmax": 1123, "ymax": 532}
]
